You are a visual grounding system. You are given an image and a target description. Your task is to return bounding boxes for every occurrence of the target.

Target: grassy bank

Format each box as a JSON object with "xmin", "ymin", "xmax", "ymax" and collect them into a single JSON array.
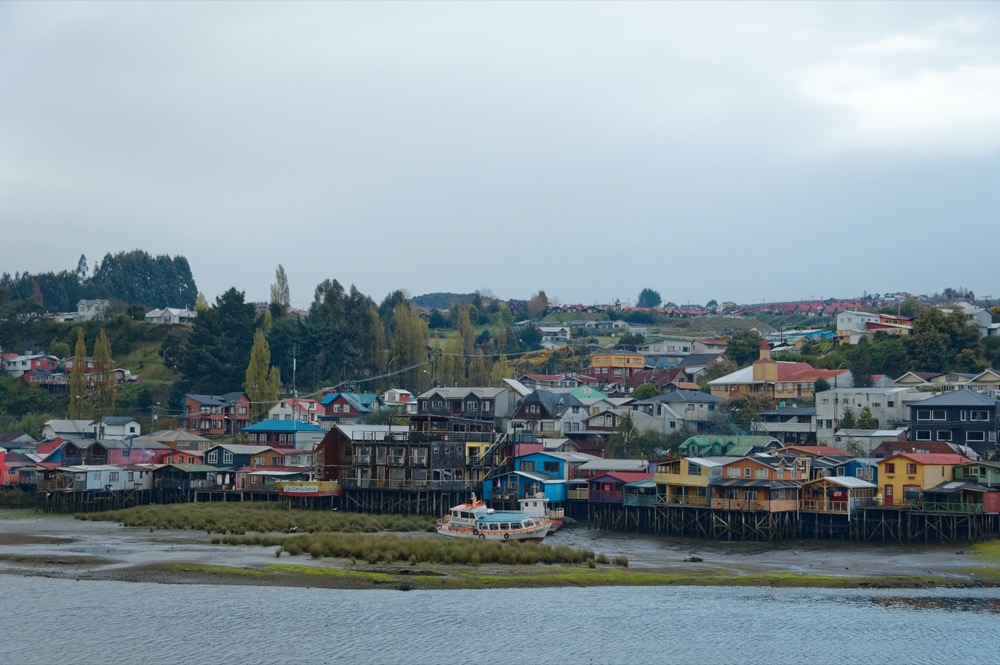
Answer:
[
  {"xmin": 77, "ymin": 503, "xmax": 436, "ymax": 535},
  {"xmin": 135, "ymin": 561, "xmax": 971, "ymax": 591},
  {"xmin": 221, "ymin": 532, "xmax": 598, "ymax": 566}
]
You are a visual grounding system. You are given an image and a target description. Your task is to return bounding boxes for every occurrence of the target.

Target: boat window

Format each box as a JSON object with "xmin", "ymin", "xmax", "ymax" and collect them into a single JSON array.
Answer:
[
  {"xmin": 490, "ymin": 523, "xmax": 499, "ymax": 530},
  {"xmin": 500, "ymin": 523, "xmax": 510, "ymax": 530}
]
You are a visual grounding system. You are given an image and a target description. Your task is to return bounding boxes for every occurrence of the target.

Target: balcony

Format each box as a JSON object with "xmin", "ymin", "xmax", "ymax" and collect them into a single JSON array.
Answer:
[
  {"xmin": 664, "ymin": 494, "xmax": 708, "ymax": 507},
  {"xmin": 567, "ymin": 488, "xmax": 589, "ymax": 501},
  {"xmin": 623, "ymin": 494, "xmax": 658, "ymax": 507},
  {"xmin": 341, "ymin": 478, "xmax": 477, "ymax": 491},
  {"xmin": 921, "ymin": 501, "xmax": 984, "ymax": 514},
  {"xmin": 589, "ymin": 490, "xmax": 623, "ymax": 504}
]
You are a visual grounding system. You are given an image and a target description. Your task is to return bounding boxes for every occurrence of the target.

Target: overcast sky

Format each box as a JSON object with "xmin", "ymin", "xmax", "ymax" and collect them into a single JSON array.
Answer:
[{"xmin": 3, "ymin": 2, "xmax": 999, "ymax": 308}]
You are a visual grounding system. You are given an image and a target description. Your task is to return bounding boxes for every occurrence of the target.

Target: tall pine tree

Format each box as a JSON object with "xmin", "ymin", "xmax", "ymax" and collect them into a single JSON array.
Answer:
[
  {"xmin": 245, "ymin": 328, "xmax": 280, "ymax": 421},
  {"xmin": 68, "ymin": 327, "xmax": 88, "ymax": 419},
  {"xmin": 91, "ymin": 329, "xmax": 116, "ymax": 420}
]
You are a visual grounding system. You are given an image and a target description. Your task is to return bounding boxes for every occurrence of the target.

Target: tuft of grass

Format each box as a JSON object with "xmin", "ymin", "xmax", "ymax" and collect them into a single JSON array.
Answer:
[
  {"xmin": 155, "ymin": 563, "xmax": 269, "ymax": 577},
  {"xmin": 615, "ymin": 555, "xmax": 629, "ymax": 568},
  {"xmin": 264, "ymin": 563, "xmax": 397, "ymax": 584},
  {"xmin": 77, "ymin": 503, "xmax": 436, "ymax": 535},
  {"xmin": 219, "ymin": 532, "xmax": 595, "ymax": 567}
]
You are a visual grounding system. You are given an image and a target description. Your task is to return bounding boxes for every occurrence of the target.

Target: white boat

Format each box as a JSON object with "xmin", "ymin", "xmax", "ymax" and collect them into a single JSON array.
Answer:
[
  {"xmin": 436, "ymin": 494, "xmax": 550, "ymax": 542},
  {"xmin": 518, "ymin": 493, "xmax": 565, "ymax": 533}
]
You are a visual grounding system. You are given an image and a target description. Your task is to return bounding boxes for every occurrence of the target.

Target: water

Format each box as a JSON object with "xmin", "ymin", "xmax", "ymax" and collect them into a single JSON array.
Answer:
[{"xmin": 2, "ymin": 578, "xmax": 999, "ymax": 665}]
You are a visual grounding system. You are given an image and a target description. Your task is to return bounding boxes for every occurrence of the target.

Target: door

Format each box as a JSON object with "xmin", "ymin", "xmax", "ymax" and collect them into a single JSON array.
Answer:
[{"xmin": 884, "ymin": 484, "xmax": 893, "ymax": 506}]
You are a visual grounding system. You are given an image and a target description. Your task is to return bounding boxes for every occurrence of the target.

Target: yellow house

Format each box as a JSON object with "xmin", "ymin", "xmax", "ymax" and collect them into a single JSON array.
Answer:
[
  {"xmin": 654, "ymin": 457, "xmax": 725, "ymax": 506},
  {"xmin": 589, "ymin": 350, "xmax": 645, "ymax": 369},
  {"xmin": 877, "ymin": 453, "xmax": 971, "ymax": 507},
  {"xmin": 465, "ymin": 441, "xmax": 490, "ymax": 483}
]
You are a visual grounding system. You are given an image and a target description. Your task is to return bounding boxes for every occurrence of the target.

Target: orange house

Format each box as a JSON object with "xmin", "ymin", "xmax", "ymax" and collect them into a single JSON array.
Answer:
[
  {"xmin": 877, "ymin": 453, "xmax": 971, "ymax": 507},
  {"xmin": 710, "ymin": 456, "xmax": 802, "ymax": 512},
  {"xmin": 162, "ymin": 450, "xmax": 204, "ymax": 466}
]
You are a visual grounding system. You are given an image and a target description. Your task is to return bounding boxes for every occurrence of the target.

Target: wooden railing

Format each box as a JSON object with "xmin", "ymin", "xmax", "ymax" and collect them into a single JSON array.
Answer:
[
  {"xmin": 567, "ymin": 488, "xmax": 589, "ymax": 500},
  {"xmin": 624, "ymin": 494, "xmax": 658, "ymax": 507},
  {"xmin": 664, "ymin": 495, "xmax": 708, "ymax": 507},
  {"xmin": 341, "ymin": 478, "xmax": 478, "ymax": 491},
  {"xmin": 922, "ymin": 501, "xmax": 984, "ymax": 514},
  {"xmin": 589, "ymin": 490, "xmax": 623, "ymax": 504}
]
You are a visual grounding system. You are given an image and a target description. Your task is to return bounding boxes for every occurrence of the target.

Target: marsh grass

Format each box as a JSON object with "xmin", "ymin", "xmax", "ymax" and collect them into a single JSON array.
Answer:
[
  {"xmin": 219, "ymin": 532, "xmax": 595, "ymax": 566},
  {"xmin": 77, "ymin": 503, "xmax": 435, "ymax": 535}
]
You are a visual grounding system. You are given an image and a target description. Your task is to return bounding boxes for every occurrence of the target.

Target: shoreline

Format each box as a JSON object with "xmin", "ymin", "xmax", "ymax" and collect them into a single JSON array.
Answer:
[{"xmin": 2, "ymin": 513, "xmax": 998, "ymax": 591}]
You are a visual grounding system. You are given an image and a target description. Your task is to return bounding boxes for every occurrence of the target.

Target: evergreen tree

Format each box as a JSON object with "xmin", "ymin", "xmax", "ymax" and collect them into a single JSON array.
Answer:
[
  {"xmin": 839, "ymin": 406, "xmax": 857, "ymax": 429},
  {"xmin": 857, "ymin": 406, "xmax": 879, "ymax": 430},
  {"xmin": 91, "ymin": 328, "xmax": 116, "ymax": 419},
  {"xmin": 68, "ymin": 328, "xmax": 88, "ymax": 419},
  {"xmin": 269, "ymin": 264, "xmax": 291, "ymax": 318},
  {"xmin": 245, "ymin": 328, "xmax": 280, "ymax": 421},
  {"xmin": 179, "ymin": 288, "xmax": 257, "ymax": 394},
  {"xmin": 367, "ymin": 307, "xmax": 388, "ymax": 380}
]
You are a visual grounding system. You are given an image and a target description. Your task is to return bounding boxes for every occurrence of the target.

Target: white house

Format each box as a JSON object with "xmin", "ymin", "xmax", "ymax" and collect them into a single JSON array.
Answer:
[
  {"xmin": 815, "ymin": 387, "xmax": 931, "ymax": 443},
  {"xmin": 145, "ymin": 307, "xmax": 197, "ymax": 325},
  {"xmin": 76, "ymin": 300, "xmax": 110, "ymax": 322},
  {"xmin": 267, "ymin": 398, "xmax": 323, "ymax": 425},
  {"xmin": 836, "ymin": 310, "xmax": 881, "ymax": 345}
]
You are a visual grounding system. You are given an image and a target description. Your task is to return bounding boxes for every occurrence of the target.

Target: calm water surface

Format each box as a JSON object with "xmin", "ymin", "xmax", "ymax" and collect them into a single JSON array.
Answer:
[{"xmin": 3, "ymin": 578, "xmax": 999, "ymax": 664}]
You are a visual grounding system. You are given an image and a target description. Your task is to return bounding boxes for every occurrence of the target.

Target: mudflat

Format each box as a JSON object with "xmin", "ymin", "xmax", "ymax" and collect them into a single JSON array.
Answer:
[{"xmin": 1, "ymin": 513, "xmax": 997, "ymax": 591}]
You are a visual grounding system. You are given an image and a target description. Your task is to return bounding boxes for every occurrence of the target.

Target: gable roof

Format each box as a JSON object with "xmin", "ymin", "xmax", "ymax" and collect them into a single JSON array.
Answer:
[
  {"xmin": 880, "ymin": 453, "xmax": 972, "ymax": 466},
  {"xmin": 241, "ymin": 420, "xmax": 324, "ymax": 433},
  {"xmin": 912, "ymin": 389, "xmax": 997, "ymax": 408},
  {"xmin": 186, "ymin": 392, "xmax": 246, "ymax": 406}
]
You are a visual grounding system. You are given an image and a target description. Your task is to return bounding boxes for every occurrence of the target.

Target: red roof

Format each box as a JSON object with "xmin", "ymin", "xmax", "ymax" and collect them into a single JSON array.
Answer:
[
  {"xmin": 881, "ymin": 453, "xmax": 971, "ymax": 466},
  {"xmin": 590, "ymin": 471, "xmax": 653, "ymax": 484}
]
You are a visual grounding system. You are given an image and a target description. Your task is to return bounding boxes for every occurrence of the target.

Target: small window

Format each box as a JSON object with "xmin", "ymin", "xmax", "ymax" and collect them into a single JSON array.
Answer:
[
  {"xmin": 906, "ymin": 463, "xmax": 917, "ymax": 474},
  {"xmin": 885, "ymin": 463, "xmax": 896, "ymax": 474}
]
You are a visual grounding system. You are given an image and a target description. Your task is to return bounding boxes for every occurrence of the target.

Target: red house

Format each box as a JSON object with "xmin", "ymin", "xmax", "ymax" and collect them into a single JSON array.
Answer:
[{"xmin": 183, "ymin": 392, "xmax": 251, "ymax": 437}]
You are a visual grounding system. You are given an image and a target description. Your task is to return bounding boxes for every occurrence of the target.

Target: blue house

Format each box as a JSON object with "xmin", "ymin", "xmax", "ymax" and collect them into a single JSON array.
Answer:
[
  {"xmin": 482, "ymin": 451, "xmax": 595, "ymax": 502},
  {"xmin": 832, "ymin": 458, "xmax": 878, "ymax": 485}
]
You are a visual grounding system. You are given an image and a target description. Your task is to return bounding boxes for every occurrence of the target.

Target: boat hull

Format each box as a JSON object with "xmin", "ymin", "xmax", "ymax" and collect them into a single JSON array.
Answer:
[{"xmin": 436, "ymin": 522, "xmax": 550, "ymax": 542}]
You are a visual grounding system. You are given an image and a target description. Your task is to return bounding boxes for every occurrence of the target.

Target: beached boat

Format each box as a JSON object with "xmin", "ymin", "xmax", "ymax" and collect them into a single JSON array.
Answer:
[
  {"xmin": 436, "ymin": 495, "xmax": 550, "ymax": 542},
  {"xmin": 518, "ymin": 493, "xmax": 565, "ymax": 533}
]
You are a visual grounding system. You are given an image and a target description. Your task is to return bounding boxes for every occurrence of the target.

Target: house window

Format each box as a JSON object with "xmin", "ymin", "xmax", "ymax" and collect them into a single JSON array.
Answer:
[
  {"xmin": 467, "ymin": 401, "xmax": 479, "ymax": 412},
  {"xmin": 915, "ymin": 430, "xmax": 931, "ymax": 441},
  {"xmin": 239, "ymin": 406, "xmax": 247, "ymax": 415},
  {"xmin": 970, "ymin": 410, "xmax": 990, "ymax": 421},
  {"xmin": 389, "ymin": 447, "xmax": 405, "ymax": 465},
  {"xmin": 906, "ymin": 463, "xmax": 917, "ymax": 475},
  {"xmin": 356, "ymin": 447, "xmax": 371, "ymax": 464},
  {"xmin": 109, "ymin": 472, "xmax": 119, "ymax": 482},
  {"xmin": 885, "ymin": 463, "xmax": 896, "ymax": 473},
  {"xmin": 688, "ymin": 463, "xmax": 702, "ymax": 476},
  {"xmin": 411, "ymin": 448, "xmax": 428, "ymax": 465},
  {"xmin": 207, "ymin": 451, "xmax": 218, "ymax": 464},
  {"xmin": 967, "ymin": 431, "xmax": 985, "ymax": 442},
  {"xmin": 543, "ymin": 461, "xmax": 559, "ymax": 474},
  {"xmin": 333, "ymin": 404, "xmax": 341, "ymax": 412},
  {"xmin": 887, "ymin": 400, "xmax": 894, "ymax": 407},
  {"xmin": 521, "ymin": 461, "xmax": 536, "ymax": 472},
  {"xmin": 933, "ymin": 410, "xmax": 946, "ymax": 420},
  {"xmin": 223, "ymin": 452, "xmax": 233, "ymax": 465},
  {"xmin": 744, "ymin": 468, "xmax": 752, "ymax": 479}
]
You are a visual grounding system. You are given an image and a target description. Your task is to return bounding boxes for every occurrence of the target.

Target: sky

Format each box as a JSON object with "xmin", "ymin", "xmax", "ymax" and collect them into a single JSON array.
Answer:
[{"xmin": 3, "ymin": 2, "xmax": 1000, "ymax": 309}]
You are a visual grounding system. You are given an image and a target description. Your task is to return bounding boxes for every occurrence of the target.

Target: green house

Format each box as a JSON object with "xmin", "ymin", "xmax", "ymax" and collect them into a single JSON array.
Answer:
[{"xmin": 676, "ymin": 435, "xmax": 782, "ymax": 458}]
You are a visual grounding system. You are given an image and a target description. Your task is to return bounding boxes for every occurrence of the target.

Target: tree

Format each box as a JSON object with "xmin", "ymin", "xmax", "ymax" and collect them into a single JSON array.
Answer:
[
  {"xmin": 839, "ymin": 406, "xmax": 857, "ymax": 429},
  {"xmin": 857, "ymin": 405, "xmax": 879, "ymax": 430},
  {"xmin": 526, "ymin": 291, "xmax": 549, "ymax": 319},
  {"xmin": 632, "ymin": 383, "xmax": 660, "ymax": 400},
  {"xmin": 719, "ymin": 392, "xmax": 775, "ymax": 433},
  {"xmin": 697, "ymin": 358, "xmax": 737, "ymax": 391},
  {"xmin": 179, "ymin": 288, "xmax": 257, "ymax": 394},
  {"xmin": 91, "ymin": 328, "xmax": 116, "ymax": 419},
  {"xmin": 813, "ymin": 377, "xmax": 831, "ymax": 394},
  {"xmin": 617, "ymin": 331, "xmax": 645, "ymax": 350},
  {"xmin": 68, "ymin": 328, "xmax": 87, "ymax": 419},
  {"xmin": 606, "ymin": 413, "xmax": 670, "ymax": 458},
  {"xmin": 636, "ymin": 288, "xmax": 662, "ymax": 309},
  {"xmin": 436, "ymin": 335, "xmax": 466, "ymax": 387},
  {"xmin": 392, "ymin": 303, "xmax": 430, "ymax": 393},
  {"xmin": 726, "ymin": 330, "xmax": 764, "ymax": 367},
  {"xmin": 467, "ymin": 350, "xmax": 492, "ymax": 386},
  {"xmin": 518, "ymin": 326, "xmax": 543, "ymax": 351},
  {"xmin": 456, "ymin": 305, "xmax": 475, "ymax": 356},
  {"xmin": 194, "ymin": 292, "xmax": 210, "ymax": 313},
  {"xmin": 244, "ymin": 328, "xmax": 280, "ymax": 421},
  {"xmin": 269, "ymin": 264, "xmax": 291, "ymax": 318},
  {"xmin": 367, "ymin": 307, "xmax": 388, "ymax": 381},
  {"xmin": 48, "ymin": 340, "xmax": 70, "ymax": 359}
]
